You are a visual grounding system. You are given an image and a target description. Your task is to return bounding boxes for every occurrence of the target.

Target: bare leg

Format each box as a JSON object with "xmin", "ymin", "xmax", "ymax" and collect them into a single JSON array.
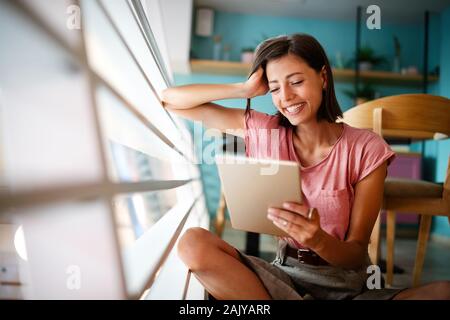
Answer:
[
  {"xmin": 177, "ymin": 227, "xmax": 271, "ymax": 300},
  {"xmin": 393, "ymin": 281, "xmax": 450, "ymax": 300}
]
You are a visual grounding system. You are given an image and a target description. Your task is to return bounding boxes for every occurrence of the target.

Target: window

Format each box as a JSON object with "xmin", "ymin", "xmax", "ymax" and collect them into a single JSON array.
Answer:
[{"xmin": 0, "ymin": 0, "xmax": 207, "ymax": 299}]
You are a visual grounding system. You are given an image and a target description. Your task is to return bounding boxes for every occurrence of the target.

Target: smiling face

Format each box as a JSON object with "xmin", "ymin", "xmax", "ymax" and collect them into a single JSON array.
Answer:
[{"xmin": 266, "ymin": 53, "xmax": 327, "ymax": 126}]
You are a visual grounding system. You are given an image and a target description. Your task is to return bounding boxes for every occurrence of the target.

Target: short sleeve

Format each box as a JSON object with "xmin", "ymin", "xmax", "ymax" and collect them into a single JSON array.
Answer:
[
  {"xmin": 355, "ymin": 133, "xmax": 396, "ymax": 183},
  {"xmin": 244, "ymin": 109, "xmax": 280, "ymax": 158}
]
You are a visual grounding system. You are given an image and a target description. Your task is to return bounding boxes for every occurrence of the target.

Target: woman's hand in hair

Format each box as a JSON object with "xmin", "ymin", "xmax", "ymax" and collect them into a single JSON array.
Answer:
[
  {"xmin": 242, "ymin": 67, "xmax": 269, "ymax": 99},
  {"xmin": 267, "ymin": 202, "xmax": 325, "ymax": 250}
]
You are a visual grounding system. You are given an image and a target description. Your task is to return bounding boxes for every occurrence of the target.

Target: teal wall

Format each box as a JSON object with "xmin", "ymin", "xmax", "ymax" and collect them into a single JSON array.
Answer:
[
  {"xmin": 176, "ymin": 8, "xmax": 449, "ymax": 237},
  {"xmin": 192, "ymin": 11, "xmax": 431, "ymax": 72},
  {"xmin": 192, "ymin": 12, "xmax": 357, "ymax": 64},
  {"xmin": 191, "ymin": 10, "xmax": 440, "ymax": 110},
  {"xmin": 416, "ymin": 6, "xmax": 450, "ymax": 237},
  {"xmin": 439, "ymin": 7, "xmax": 450, "ymax": 99}
]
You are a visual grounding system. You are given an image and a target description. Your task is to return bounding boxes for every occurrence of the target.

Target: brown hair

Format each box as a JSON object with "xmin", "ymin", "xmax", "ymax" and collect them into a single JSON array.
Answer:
[{"xmin": 245, "ymin": 34, "xmax": 342, "ymax": 127}]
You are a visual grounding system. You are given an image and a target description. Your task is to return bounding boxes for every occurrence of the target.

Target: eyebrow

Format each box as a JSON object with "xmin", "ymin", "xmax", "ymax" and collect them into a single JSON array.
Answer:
[{"xmin": 268, "ymin": 72, "xmax": 304, "ymax": 84}]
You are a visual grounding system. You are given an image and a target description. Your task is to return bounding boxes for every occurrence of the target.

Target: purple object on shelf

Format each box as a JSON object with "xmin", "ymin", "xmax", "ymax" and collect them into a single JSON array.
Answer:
[
  {"xmin": 382, "ymin": 152, "xmax": 422, "ymax": 225},
  {"xmin": 388, "ymin": 153, "xmax": 422, "ymax": 179}
]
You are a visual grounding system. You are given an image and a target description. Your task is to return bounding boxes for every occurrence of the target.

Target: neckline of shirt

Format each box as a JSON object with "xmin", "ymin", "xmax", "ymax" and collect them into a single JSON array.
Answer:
[{"xmin": 289, "ymin": 123, "xmax": 347, "ymax": 171}]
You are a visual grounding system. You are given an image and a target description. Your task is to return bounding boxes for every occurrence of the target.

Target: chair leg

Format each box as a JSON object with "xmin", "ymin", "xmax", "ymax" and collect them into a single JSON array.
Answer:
[
  {"xmin": 368, "ymin": 213, "xmax": 381, "ymax": 265},
  {"xmin": 412, "ymin": 215, "xmax": 432, "ymax": 287},
  {"xmin": 386, "ymin": 210, "xmax": 396, "ymax": 287},
  {"xmin": 214, "ymin": 191, "xmax": 226, "ymax": 238}
]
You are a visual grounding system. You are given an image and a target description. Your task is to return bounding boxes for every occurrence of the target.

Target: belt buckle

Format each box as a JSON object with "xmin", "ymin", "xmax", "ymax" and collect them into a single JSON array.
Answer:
[{"xmin": 296, "ymin": 248, "xmax": 310, "ymax": 264}]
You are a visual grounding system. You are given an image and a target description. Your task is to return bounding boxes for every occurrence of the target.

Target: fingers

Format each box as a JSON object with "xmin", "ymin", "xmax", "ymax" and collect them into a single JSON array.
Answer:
[
  {"xmin": 282, "ymin": 202, "xmax": 309, "ymax": 218},
  {"xmin": 267, "ymin": 203, "xmax": 320, "ymax": 228},
  {"xmin": 248, "ymin": 67, "xmax": 263, "ymax": 80},
  {"xmin": 267, "ymin": 207, "xmax": 308, "ymax": 227},
  {"xmin": 268, "ymin": 204, "xmax": 322, "ymax": 248},
  {"xmin": 271, "ymin": 216, "xmax": 293, "ymax": 233},
  {"xmin": 245, "ymin": 68, "xmax": 268, "ymax": 98},
  {"xmin": 268, "ymin": 209, "xmax": 306, "ymax": 237},
  {"xmin": 307, "ymin": 207, "xmax": 319, "ymax": 220},
  {"xmin": 254, "ymin": 66, "xmax": 264, "ymax": 75}
]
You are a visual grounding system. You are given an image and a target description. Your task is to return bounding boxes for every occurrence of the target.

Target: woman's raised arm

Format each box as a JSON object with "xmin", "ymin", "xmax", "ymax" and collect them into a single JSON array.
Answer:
[
  {"xmin": 162, "ymin": 83, "xmax": 246, "ymax": 110},
  {"xmin": 162, "ymin": 68, "xmax": 267, "ymax": 109},
  {"xmin": 161, "ymin": 68, "xmax": 268, "ymax": 137}
]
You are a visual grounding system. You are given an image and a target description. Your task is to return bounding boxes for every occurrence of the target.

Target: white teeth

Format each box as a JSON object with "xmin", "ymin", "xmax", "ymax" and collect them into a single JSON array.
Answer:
[{"xmin": 286, "ymin": 103, "xmax": 304, "ymax": 114}]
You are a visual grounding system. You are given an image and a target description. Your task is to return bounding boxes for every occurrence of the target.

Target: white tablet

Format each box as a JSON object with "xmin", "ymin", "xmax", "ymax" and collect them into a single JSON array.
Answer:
[{"xmin": 215, "ymin": 154, "xmax": 301, "ymax": 237}]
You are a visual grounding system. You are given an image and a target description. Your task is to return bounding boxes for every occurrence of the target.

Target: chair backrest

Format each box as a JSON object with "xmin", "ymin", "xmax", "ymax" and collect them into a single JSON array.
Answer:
[
  {"xmin": 342, "ymin": 94, "xmax": 450, "ymax": 140},
  {"xmin": 343, "ymin": 94, "xmax": 450, "ymax": 198},
  {"xmin": 342, "ymin": 94, "xmax": 450, "ymax": 264}
]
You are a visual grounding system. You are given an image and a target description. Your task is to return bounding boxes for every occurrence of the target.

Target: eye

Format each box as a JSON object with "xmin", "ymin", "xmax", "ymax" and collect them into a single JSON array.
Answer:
[
  {"xmin": 291, "ymin": 80, "xmax": 304, "ymax": 85},
  {"xmin": 269, "ymin": 88, "xmax": 280, "ymax": 93}
]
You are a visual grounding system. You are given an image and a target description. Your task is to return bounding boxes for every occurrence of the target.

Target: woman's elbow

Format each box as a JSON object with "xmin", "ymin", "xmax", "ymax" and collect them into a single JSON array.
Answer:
[
  {"xmin": 162, "ymin": 88, "xmax": 188, "ymax": 110},
  {"xmin": 161, "ymin": 88, "xmax": 171, "ymax": 104}
]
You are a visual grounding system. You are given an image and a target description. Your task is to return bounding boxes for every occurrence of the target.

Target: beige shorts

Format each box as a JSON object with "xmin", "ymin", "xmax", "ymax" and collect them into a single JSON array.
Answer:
[{"xmin": 237, "ymin": 240, "xmax": 406, "ymax": 300}]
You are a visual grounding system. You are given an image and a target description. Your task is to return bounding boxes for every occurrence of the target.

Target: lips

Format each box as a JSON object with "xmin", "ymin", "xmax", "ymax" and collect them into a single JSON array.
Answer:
[{"xmin": 284, "ymin": 102, "xmax": 306, "ymax": 115}]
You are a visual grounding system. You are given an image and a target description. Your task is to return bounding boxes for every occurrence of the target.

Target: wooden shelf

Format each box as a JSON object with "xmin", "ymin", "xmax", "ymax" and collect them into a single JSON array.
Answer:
[
  {"xmin": 333, "ymin": 69, "xmax": 438, "ymax": 86},
  {"xmin": 190, "ymin": 59, "xmax": 438, "ymax": 86},
  {"xmin": 191, "ymin": 59, "xmax": 252, "ymax": 76}
]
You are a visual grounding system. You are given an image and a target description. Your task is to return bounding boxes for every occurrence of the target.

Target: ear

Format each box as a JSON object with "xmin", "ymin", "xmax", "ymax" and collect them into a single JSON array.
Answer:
[{"xmin": 320, "ymin": 65, "xmax": 327, "ymax": 90}]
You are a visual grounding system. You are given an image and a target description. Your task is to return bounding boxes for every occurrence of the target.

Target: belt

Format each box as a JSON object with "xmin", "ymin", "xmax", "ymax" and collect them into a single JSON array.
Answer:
[{"xmin": 285, "ymin": 246, "xmax": 329, "ymax": 266}]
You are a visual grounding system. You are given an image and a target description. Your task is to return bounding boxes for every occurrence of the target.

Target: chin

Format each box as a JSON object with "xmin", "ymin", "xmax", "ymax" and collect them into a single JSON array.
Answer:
[
  {"xmin": 286, "ymin": 114, "xmax": 315, "ymax": 126},
  {"xmin": 286, "ymin": 117, "xmax": 300, "ymax": 126},
  {"xmin": 283, "ymin": 114, "xmax": 303, "ymax": 126}
]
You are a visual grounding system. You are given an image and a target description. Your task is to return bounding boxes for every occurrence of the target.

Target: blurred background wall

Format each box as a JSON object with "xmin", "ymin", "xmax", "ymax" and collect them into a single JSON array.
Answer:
[{"xmin": 166, "ymin": 0, "xmax": 450, "ymax": 238}]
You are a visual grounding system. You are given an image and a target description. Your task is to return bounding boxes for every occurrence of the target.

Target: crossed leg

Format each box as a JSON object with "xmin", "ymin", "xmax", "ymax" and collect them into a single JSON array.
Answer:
[
  {"xmin": 178, "ymin": 227, "xmax": 450, "ymax": 300},
  {"xmin": 177, "ymin": 227, "xmax": 271, "ymax": 300},
  {"xmin": 392, "ymin": 281, "xmax": 450, "ymax": 300}
]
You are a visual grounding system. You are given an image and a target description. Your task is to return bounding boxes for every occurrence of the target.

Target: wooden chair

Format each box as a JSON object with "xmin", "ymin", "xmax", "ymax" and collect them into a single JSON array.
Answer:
[
  {"xmin": 215, "ymin": 191, "xmax": 227, "ymax": 237},
  {"xmin": 343, "ymin": 93, "xmax": 450, "ymax": 287}
]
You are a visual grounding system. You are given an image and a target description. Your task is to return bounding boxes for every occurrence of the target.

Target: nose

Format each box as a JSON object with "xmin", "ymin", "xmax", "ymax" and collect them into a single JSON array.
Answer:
[{"xmin": 280, "ymin": 85, "xmax": 295, "ymax": 103}]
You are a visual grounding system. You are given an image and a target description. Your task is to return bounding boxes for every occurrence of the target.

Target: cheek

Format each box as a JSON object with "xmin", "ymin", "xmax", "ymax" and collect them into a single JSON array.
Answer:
[
  {"xmin": 271, "ymin": 94, "xmax": 281, "ymax": 108},
  {"xmin": 304, "ymin": 85, "xmax": 323, "ymax": 107}
]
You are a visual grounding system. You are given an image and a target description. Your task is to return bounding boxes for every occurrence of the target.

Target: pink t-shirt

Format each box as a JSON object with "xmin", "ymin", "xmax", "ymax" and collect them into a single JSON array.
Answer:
[{"xmin": 244, "ymin": 110, "xmax": 395, "ymax": 248}]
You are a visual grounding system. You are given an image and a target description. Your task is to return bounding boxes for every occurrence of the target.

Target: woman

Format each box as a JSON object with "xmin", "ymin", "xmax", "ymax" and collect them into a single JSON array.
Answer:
[{"xmin": 162, "ymin": 34, "xmax": 450, "ymax": 300}]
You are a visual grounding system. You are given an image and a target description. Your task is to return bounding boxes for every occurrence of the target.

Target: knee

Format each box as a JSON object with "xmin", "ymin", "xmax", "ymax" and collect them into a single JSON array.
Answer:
[
  {"xmin": 433, "ymin": 281, "xmax": 450, "ymax": 300},
  {"xmin": 177, "ymin": 227, "xmax": 213, "ymax": 270}
]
